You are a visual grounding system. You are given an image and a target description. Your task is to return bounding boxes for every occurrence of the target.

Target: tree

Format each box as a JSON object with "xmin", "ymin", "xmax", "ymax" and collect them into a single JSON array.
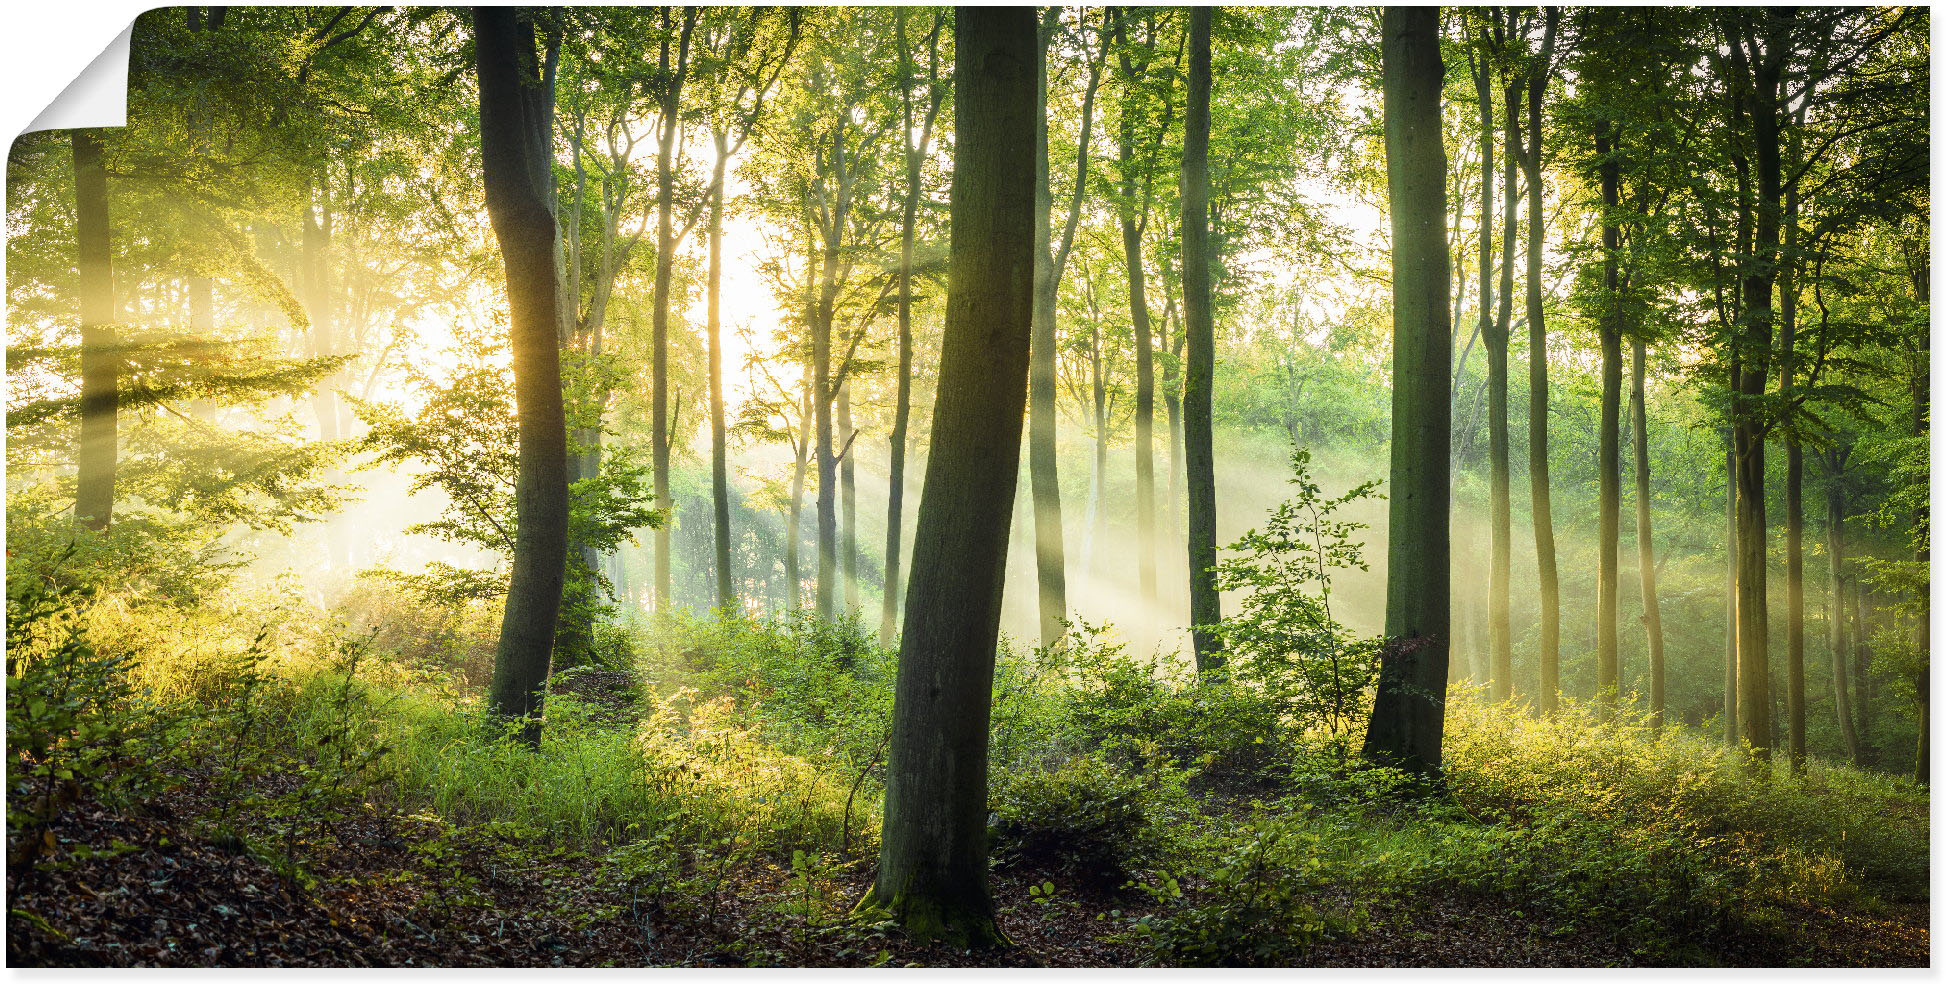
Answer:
[
  {"xmin": 647, "ymin": 7, "xmax": 698, "ymax": 613},
  {"xmin": 473, "ymin": 6, "xmax": 570, "ymax": 745},
  {"xmin": 71, "ymin": 130, "xmax": 118, "ymax": 531},
  {"xmin": 868, "ymin": 5, "xmax": 1036, "ymax": 947},
  {"xmin": 1360, "ymin": 4, "xmax": 1449, "ymax": 780},
  {"xmin": 693, "ymin": 7, "xmax": 802, "ymax": 613},
  {"xmin": 879, "ymin": 7, "xmax": 947, "ymax": 647},
  {"xmin": 1027, "ymin": 8, "xmax": 1107, "ymax": 648},
  {"xmin": 1522, "ymin": 7, "xmax": 1561, "ymax": 713},
  {"xmin": 1181, "ymin": 5, "xmax": 1222, "ymax": 673}
]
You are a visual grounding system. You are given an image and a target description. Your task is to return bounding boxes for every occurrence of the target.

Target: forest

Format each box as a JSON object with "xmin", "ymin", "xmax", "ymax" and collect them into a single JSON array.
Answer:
[{"xmin": 3, "ymin": 4, "xmax": 1932, "ymax": 968}]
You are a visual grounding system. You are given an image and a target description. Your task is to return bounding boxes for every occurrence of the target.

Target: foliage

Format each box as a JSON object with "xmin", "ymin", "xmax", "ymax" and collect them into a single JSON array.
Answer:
[{"xmin": 1211, "ymin": 446, "xmax": 1384, "ymax": 747}]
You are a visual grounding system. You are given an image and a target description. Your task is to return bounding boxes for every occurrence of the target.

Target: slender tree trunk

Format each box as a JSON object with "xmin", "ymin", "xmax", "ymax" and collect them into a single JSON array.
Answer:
[
  {"xmin": 840, "ymin": 379, "xmax": 859, "ymax": 613},
  {"xmin": 1524, "ymin": 8, "xmax": 1561, "ymax": 715},
  {"xmin": 1361, "ymin": 5, "xmax": 1450, "ymax": 780},
  {"xmin": 708, "ymin": 137, "xmax": 735, "ymax": 613},
  {"xmin": 815, "ymin": 240, "xmax": 838, "ymax": 620},
  {"xmin": 1027, "ymin": 13, "xmax": 1067, "ymax": 647},
  {"xmin": 1780, "ymin": 192, "xmax": 1806, "ymax": 771},
  {"xmin": 1181, "ymin": 6, "xmax": 1222, "ymax": 672},
  {"xmin": 1594, "ymin": 120, "xmax": 1622, "ymax": 705},
  {"xmin": 1119, "ymin": 100, "xmax": 1159, "ymax": 608},
  {"xmin": 786, "ymin": 383, "xmax": 811, "ymax": 612},
  {"xmin": 475, "ymin": 7, "xmax": 569, "ymax": 746},
  {"xmin": 1826, "ymin": 468, "xmax": 1861, "ymax": 764},
  {"xmin": 881, "ymin": 10, "xmax": 940, "ymax": 647},
  {"xmin": 1476, "ymin": 29, "xmax": 1514, "ymax": 703},
  {"xmin": 869, "ymin": 8, "xmax": 1035, "ymax": 945},
  {"xmin": 1724, "ymin": 430, "xmax": 1740, "ymax": 744},
  {"xmin": 1734, "ymin": 33, "xmax": 1781, "ymax": 763},
  {"xmin": 1632, "ymin": 336, "xmax": 1666, "ymax": 727},
  {"xmin": 650, "ymin": 9, "xmax": 695, "ymax": 614},
  {"xmin": 72, "ymin": 130, "xmax": 117, "ymax": 532}
]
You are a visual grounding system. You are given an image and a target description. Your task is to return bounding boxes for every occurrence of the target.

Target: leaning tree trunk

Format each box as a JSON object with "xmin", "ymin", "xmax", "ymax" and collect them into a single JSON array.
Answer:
[
  {"xmin": 868, "ymin": 7, "xmax": 1036, "ymax": 946},
  {"xmin": 1181, "ymin": 5, "xmax": 1223, "ymax": 673},
  {"xmin": 1632, "ymin": 336, "xmax": 1666, "ymax": 727},
  {"xmin": 475, "ymin": 7, "xmax": 569, "ymax": 746},
  {"xmin": 1524, "ymin": 7, "xmax": 1561, "ymax": 716},
  {"xmin": 72, "ymin": 129, "xmax": 118, "ymax": 532},
  {"xmin": 1361, "ymin": 5, "xmax": 1451, "ymax": 780},
  {"xmin": 1595, "ymin": 119, "xmax": 1622, "ymax": 706}
]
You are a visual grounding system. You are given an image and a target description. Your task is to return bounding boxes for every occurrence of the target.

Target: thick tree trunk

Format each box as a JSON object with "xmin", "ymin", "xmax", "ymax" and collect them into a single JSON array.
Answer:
[
  {"xmin": 72, "ymin": 130, "xmax": 118, "ymax": 532},
  {"xmin": 1524, "ymin": 8, "xmax": 1561, "ymax": 715},
  {"xmin": 1632, "ymin": 336, "xmax": 1666, "ymax": 727},
  {"xmin": 708, "ymin": 140, "xmax": 735, "ymax": 613},
  {"xmin": 1181, "ymin": 6, "xmax": 1222, "ymax": 672},
  {"xmin": 476, "ymin": 7, "xmax": 569, "ymax": 745},
  {"xmin": 869, "ymin": 7, "xmax": 1035, "ymax": 946},
  {"xmin": 1734, "ymin": 35, "xmax": 1781, "ymax": 763},
  {"xmin": 1595, "ymin": 120, "xmax": 1622, "ymax": 705},
  {"xmin": 1361, "ymin": 6, "xmax": 1450, "ymax": 780}
]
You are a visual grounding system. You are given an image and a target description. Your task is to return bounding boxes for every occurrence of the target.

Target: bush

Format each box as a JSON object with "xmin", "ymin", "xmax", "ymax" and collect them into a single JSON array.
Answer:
[
  {"xmin": 1124, "ymin": 818, "xmax": 1366, "ymax": 967},
  {"xmin": 991, "ymin": 754, "xmax": 1154, "ymax": 884}
]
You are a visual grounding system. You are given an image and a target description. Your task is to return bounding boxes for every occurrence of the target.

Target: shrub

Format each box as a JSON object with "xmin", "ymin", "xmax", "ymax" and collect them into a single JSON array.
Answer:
[{"xmin": 991, "ymin": 754, "xmax": 1153, "ymax": 884}]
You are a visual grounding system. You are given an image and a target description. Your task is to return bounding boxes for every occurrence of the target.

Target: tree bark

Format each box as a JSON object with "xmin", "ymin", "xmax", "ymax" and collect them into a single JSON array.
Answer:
[
  {"xmin": 72, "ymin": 129, "xmax": 118, "ymax": 532},
  {"xmin": 1361, "ymin": 5, "xmax": 1451, "ymax": 780},
  {"xmin": 1824, "ymin": 458, "xmax": 1861, "ymax": 764},
  {"xmin": 1026, "ymin": 10, "xmax": 1104, "ymax": 648},
  {"xmin": 708, "ymin": 136, "xmax": 735, "ymax": 613},
  {"xmin": 1524, "ymin": 7, "xmax": 1561, "ymax": 716},
  {"xmin": 1181, "ymin": 6, "xmax": 1222, "ymax": 672},
  {"xmin": 1724, "ymin": 428, "xmax": 1740, "ymax": 745},
  {"xmin": 1476, "ymin": 24, "xmax": 1514, "ymax": 703},
  {"xmin": 649, "ymin": 9, "xmax": 696, "ymax": 613},
  {"xmin": 1116, "ymin": 14, "xmax": 1160, "ymax": 608},
  {"xmin": 868, "ymin": 7, "xmax": 1036, "ymax": 946},
  {"xmin": 839, "ymin": 378, "xmax": 859, "ymax": 613},
  {"xmin": 475, "ymin": 7, "xmax": 569, "ymax": 746},
  {"xmin": 1632, "ymin": 335, "xmax": 1666, "ymax": 727},
  {"xmin": 1595, "ymin": 119, "xmax": 1622, "ymax": 705},
  {"xmin": 880, "ymin": 9, "xmax": 943, "ymax": 647}
]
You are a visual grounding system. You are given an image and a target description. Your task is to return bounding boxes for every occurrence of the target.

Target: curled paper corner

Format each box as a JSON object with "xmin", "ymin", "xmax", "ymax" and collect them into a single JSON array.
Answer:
[{"xmin": 22, "ymin": 23, "xmax": 135, "ymax": 137}]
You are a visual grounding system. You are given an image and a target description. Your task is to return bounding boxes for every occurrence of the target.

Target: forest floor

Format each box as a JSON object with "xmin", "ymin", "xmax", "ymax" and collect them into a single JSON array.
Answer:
[{"xmin": 9, "ymin": 699, "xmax": 1930, "ymax": 969}]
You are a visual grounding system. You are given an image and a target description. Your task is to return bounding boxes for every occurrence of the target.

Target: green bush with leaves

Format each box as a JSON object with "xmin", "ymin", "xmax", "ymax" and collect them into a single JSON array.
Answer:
[{"xmin": 1210, "ymin": 446, "xmax": 1383, "ymax": 750}]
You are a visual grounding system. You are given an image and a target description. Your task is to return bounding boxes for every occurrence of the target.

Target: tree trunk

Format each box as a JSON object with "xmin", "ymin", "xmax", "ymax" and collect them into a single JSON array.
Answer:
[
  {"xmin": 1780, "ymin": 190, "xmax": 1805, "ymax": 771},
  {"xmin": 1825, "ymin": 468, "xmax": 1861, "ymax": 764},
  {"xmin": 1181, "ymin": 6, "xmax": 1223, "ymax": 673},
  {"xmin": 868, "ymin": 8, "xmax": 1035, "ymax": 946},
  {"xmin": 72, "ymin": 129, "xmax": 117, "ymax": 532},
  {"xmin": 880, "ymin": 10, "xmax": 941, "ymax": 647},
  {"xmin": 1734, "ymin": 27, "xmax": 1781, "ymax": 763},
  {"xmin": 839, "ymin": 378, "xmax": 859, "ymax": 613},
  {"xmin": 1595, "ymin": 119, "xmax": 1622, "ymax": 705},
  {"xmin": 650, "ymin": 9, "xmax": 695, "ymax": 614},
  {"xmin": 1632, "ymin": 336, "xmax": 1666, "ymax": 728},
  {"xmin": 475, "ymin": 7, "xmax": 569, "ymax": 746},
  {"xmin": 1724, "ymin": 429, "xmax": 1739, "ymax": 745},
  {"xmin": 786, "ymin": 382, "xmax": 811, "ymax": 612},
  {"xmin": 1524, "ymin": 7, "xmax": 1561, "ymax": 715},
  {"xmin": 708, "ymin": 136, "xmax": 735, "ymax": 613},
  {"xmin": 1119, "ymin": 93, "xmax": 1159, "ymax": 608},
  {"xmin": 1361, "ymin": 5, "xmax": 1451, "ymax": 780},
  {"xmin": 1476, "ymin": 27, "xmax": 1514, "ymax": 703},
  {"xmin": 1025, "ymin": 10, "xmax": 1102, "ymax": 648}
]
